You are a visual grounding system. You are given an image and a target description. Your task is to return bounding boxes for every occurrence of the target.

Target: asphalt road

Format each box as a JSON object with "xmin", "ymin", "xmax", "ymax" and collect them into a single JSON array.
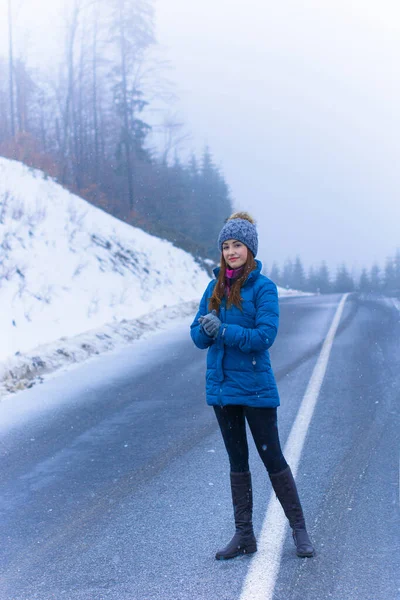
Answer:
[{"xmin": 1, "ymin": 293, "xmax": 399, "ymax": 600}]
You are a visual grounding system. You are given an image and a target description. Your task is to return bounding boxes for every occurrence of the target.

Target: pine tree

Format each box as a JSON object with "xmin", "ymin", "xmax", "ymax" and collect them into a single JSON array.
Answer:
[
  {"xmin": 316, "ymin": 262, "xmax": 331, "ymax": 294},
  {"xmin": 394, "ymin": 249, "xmax": 400, "ymax": 291},
  {"xmin": 358, "ymin": 268, "xmax": 370, "ymax": 292},
  {"xmin": 269, "ymin": 262, "xmax": 280, "ymax": 285},
  {"xmin": 282, "ymin": 259, "xmax": 294, "ymax": 289},
  {"xmin": 197, "ymin": 146, "xmax": 232, "ymax": 257},
  {"xmin": 306, "ymin": 265, "xmax": 319, "ymax": 293},
  {"xmin": 383, "ymin": 256, "xmax": 396, "ymax": 292},
  {"xmin": 369, "ymin": 264, "xmax": 382, "ymax": 292},
  {"xmin": 109, "ymin": 0, "xmax": 155, "ymax": 209},
  {"xmin": 334, "ymin": 264, "xmax": 355, "ymax": 292},
  {"xmin": 292, "ymin": 256, "xmax": 306, "ymax": 290}
]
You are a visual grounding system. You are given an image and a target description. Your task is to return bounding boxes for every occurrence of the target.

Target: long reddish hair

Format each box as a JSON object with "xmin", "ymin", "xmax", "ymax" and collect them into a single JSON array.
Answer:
[{"xmin": 208, "ymin": 251, "xmax": 257, "ymax": 312}]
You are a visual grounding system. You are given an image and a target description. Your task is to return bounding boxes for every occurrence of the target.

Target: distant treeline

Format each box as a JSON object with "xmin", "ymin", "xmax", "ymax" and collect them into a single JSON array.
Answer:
[
  {"xmin": 0, "ymin": 0, "xmax": 232, "ymax": 260},
  {"xmin": 267, "ymin": 252, "xmax": 400, "ymax": 293}
]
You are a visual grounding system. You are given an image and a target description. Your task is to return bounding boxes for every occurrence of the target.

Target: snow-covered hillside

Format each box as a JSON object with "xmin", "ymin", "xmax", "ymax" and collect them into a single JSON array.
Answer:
[
  {"xmin": 0, "ymin": 157, "xmax": 211, "ymax": 363},
  {"xmin": 1, "ymin": 157, "xmax": 307, "ymax": 397}
]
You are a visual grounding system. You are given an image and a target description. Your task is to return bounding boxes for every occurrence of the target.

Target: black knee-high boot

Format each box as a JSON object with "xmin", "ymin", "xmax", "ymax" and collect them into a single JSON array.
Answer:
[
  {"xmin": 269, "ymin": 466, "xmax": 315, "ymax": 558},
  {"xmin": 215, "ymin": 471, "xmax": 257, "ymax": 560}
]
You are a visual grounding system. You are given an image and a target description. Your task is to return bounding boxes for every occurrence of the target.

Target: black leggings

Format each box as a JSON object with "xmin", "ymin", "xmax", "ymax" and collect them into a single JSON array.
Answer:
[{"xmin": 213, "ymin": 405, "xmax": 288, "ymax": 475}]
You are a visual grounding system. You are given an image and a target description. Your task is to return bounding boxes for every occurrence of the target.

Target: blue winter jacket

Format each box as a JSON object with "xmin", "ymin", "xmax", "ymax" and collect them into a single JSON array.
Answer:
[{"xmin": 190, "ymin": 260, "xmax": 280, "ymax": 407}]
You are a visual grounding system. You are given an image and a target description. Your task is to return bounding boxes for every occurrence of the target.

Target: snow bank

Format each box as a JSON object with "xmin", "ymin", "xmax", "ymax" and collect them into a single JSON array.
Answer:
[{"xmin": 0, "ymin": 157, "xmax": 210, "ymax": 363}]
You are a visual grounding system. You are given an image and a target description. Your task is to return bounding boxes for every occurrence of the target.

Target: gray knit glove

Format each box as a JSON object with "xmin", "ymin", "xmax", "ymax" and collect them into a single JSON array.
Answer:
[
  {"xmin": 199, "ymin": 310, "xmax": 221, "ymax": 338},
  {"xmin": 198, "ymin": 316, "xmax": 207, "ymax": 335}
]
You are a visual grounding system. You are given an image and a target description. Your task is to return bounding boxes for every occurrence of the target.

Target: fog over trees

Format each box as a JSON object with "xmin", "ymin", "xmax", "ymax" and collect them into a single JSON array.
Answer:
[
  {"xmin": 1, "ymin": 0, "xmax": 232, "ymax": 259},
  {"xmin": 1, "ymin": 0, "xmax": 398, "ymax": 291},
  {"xmin": 267, "ymin": 250, "xmax": 400, "ymax": 294}
]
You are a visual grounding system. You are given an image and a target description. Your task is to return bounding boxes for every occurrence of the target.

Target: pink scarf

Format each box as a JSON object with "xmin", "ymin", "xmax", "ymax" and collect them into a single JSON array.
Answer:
[{"xmin": 225, "ymin": 266, "xmax": 244, "ymax": 296}]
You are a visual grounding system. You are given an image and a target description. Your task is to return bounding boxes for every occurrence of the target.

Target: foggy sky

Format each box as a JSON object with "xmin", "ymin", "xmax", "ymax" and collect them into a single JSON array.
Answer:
[
  {"xmin": 155, "ymin": 0, "xmax": 400, "ymax": 271},
  {"xmin": 1, "ymin": 0, "xmax": 399, "ymax": 272}
]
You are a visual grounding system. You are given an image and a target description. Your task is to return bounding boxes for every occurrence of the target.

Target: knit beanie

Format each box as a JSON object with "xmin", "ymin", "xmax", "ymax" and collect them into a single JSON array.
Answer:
[{"xmin": 217, "ymin": 212, "xmax": 258, "ymax": 257}]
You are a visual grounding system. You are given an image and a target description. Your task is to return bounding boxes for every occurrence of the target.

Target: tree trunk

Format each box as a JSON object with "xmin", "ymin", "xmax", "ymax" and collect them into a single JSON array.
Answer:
[
  {"xmin": 118, "ymin": 0, "xmax": 134, "ymax": 210},
  {"xmin": 61, "ymin": 2, "xmax": 80, "ymax": 185},
  {"xmin": 8, "ymin": 0, "xmax": 15, "ymax": 138},
  {"xmin": 92, "ymin": 0, "xmax": 100, "ymax": 185}
]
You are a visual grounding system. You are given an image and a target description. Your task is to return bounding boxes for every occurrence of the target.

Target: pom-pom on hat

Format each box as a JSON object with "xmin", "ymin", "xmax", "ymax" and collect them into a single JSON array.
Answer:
[{"xmin": 217, "ymin": 212, "xmax": 258, "ymax": 257}]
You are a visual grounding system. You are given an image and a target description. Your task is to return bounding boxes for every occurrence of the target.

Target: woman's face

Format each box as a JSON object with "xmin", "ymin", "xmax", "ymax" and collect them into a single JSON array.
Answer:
[{"xmin": 222, "ymin": 239, "xmax": 248, "ymax": 269}]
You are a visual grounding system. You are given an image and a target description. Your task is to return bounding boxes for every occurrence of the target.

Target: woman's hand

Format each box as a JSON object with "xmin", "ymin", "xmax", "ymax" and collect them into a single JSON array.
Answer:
[{"xmin": 199, "ymin": 310, "xmax": 221, "ymax": 338}]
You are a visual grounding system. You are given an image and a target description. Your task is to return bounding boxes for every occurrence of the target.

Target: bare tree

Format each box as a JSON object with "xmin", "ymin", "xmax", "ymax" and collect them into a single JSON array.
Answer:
[
  {"xmin": 92, "ymin": 0, "xmax": 100, "ymax": 183},
  {"xmin": 60, "ymin": 0, "xmax": 81, "ymax": 184},
  {"xmin": 160, "ymin": 112, "xmax": 191, "ymax": 165},
  {"xmin": 8, "ymin": 0, "xmax": 16, "ymax": 137},
  {"xmin": 15, "ymin": 58, "xmax": 35, "ymax": 133}
]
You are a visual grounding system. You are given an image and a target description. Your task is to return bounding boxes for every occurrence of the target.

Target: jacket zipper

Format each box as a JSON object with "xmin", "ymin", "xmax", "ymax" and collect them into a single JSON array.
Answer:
[{"xmin": 218, "ymin": 299, "xmax": 227, "ymax": 405}]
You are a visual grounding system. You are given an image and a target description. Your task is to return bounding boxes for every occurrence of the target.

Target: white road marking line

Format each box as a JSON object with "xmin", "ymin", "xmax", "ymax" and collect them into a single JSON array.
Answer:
[
  {"xmin": 239, "ymin": 293, "xmax": 349, "ymax": 600},
  {"xmin": 390, "ymin": 299, "xmax": 400, "ymax": 507},
  {"xmin": 392, "ymin": 301, "xmax": 400, "ymax": 505}
]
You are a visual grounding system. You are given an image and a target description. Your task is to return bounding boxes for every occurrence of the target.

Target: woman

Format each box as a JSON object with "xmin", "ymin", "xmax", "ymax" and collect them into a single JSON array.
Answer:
[{"xmin": 190, "ymin": 212, "xmax": 314, "ymax": 560}]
